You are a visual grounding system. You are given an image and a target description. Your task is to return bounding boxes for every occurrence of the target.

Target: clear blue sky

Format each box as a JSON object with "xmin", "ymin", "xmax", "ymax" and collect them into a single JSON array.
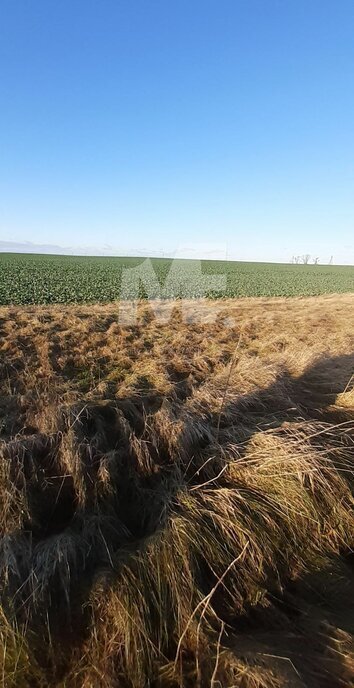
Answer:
[{"xmin": 1, "ymin": 0, "xmax": 353, "ymax": 263}]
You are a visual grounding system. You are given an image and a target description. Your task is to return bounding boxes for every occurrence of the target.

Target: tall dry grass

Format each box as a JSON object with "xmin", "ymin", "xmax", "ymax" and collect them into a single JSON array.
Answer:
[{"xmin": 0, "ymin": 294, "xmax": 353, "ymax": 686}]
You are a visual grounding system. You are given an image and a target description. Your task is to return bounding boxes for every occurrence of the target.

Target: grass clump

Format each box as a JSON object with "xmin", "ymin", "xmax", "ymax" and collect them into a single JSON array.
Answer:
[{"xmin": 0, "ymin": 295, "xmax": 353, "ymax": 686}]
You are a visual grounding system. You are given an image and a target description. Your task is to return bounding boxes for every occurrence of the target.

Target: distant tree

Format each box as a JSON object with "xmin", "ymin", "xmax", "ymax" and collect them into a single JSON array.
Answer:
[
  {"xmin": 329, "ymin": 255, "xmax": 334, "ymax": 265},
  {"xmin": 301, "ymin": 254, "xmax": 311, "ymax": 264},
  {"xmin": 293, "ymin": 255, "xmax": 300, "ymax": 264},
  {"xmin": 312, "ymin": 257, "xmax": 319, "ymax": 265}
]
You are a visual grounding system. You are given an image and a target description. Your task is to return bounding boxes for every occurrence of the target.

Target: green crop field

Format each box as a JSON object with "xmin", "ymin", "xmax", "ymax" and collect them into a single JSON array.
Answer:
[{"xmin": 0, "ymin": 252, "xmax": 353, "ymax": 305}]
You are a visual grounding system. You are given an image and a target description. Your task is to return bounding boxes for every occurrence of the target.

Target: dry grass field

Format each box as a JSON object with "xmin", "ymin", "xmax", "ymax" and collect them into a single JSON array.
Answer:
[{"xmin": 0, "ymin": 294, "xmax": 354, "ymax": 687}]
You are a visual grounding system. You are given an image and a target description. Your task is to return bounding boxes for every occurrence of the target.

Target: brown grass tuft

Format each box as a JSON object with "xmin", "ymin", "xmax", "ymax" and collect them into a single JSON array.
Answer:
[{"xmin": 0, "ymin": 294, "xmax": 353, "ymax": 686}]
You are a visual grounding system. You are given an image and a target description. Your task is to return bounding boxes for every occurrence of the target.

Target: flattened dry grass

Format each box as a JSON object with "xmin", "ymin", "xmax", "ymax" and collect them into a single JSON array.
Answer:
[{"xmin": 0, "ymin": 294, "xmax": 353, "ymax": 687}]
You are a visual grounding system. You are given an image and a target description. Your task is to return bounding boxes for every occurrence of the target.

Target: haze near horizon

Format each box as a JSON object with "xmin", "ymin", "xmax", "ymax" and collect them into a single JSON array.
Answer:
[{"xmin": 1, "ymin": 1, "xmax": 354, "ymax": 264}]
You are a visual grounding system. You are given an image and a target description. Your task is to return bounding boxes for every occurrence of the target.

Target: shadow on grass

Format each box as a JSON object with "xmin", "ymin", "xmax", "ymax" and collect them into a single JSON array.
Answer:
[{"xmin": 0, "ymin": 351, "xmax": 353, "ymax": 685}]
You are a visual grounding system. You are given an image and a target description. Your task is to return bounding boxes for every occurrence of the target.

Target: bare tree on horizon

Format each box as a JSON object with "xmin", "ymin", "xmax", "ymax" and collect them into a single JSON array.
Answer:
[{"xmin": 301, "ymin": 254, "xmax": 311, "ymax": 265}]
